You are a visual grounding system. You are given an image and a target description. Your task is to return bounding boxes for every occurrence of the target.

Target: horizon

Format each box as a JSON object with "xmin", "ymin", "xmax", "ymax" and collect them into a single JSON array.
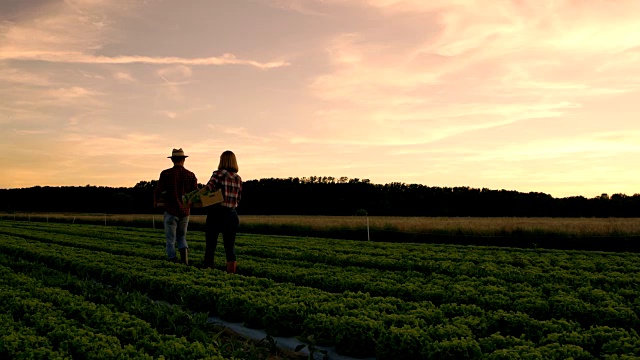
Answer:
[
  {"xmin": 2, "ymin": 175, "xmax": 636, "ymax": 200},
  {"xmin": 2, "ymin": 1, "xmax": 640, "ymax": 199}
]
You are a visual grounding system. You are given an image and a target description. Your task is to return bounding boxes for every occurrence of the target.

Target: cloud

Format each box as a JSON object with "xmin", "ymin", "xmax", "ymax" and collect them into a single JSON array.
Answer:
[
  {"xmin": 207, "ymin": 125, "xmax": 274, "ymax": 144},
  {"xmin": 597, "ymin": 47, "xmax": 640, "ymax": 73},
  {"xmin": 154, "ymin": 104, "xmax": 214, "ymax": 120},
  {"xmin": 307, "ymin": 74, "xmax": 584, "ymax": 145},
  {"xmin": 80, "ymin": 70, "xmax": 106, "ymax": 80},
  {"xmin": 261, "ymin": 0, "xmax": 329, "ymax": 16},
  {"xmin": 0, "ymin": 51, "xmax": 291, "ymax": 69},
  {"xmin": 0, "ymin": 104, "xmax": 46, "ymax": 124},
  {"xmin": 114, "ymin": 71, "xmax": 135, "ymax": 82},
  {"xmin": 0, "ymin": 2, "xmax": 108, "ymax": 55},
  {"xmin": 12, "ymin": 129, "xmax": 51, "ymax": 135},
  {"xmin": 157, "ymin": 65, "xmax": 192, "ymax": 79},
  {"xmin": 0, "ymin": 1, "xmax": 290, "ymax": 70},
  {"xmin": 303, "ymin": 0, "xmax": 640, "ymax": 151},
  {"xmin": 160, "ymin": 111, "xmax": 177, "ymax": 119},
  {"xmin": 1, "ymin": 0, "xmax": 639, "ymax": 197},
  {"xmin": 61, "ymin": 132, "xmax": 167, "ymax": 158},
  {"xmin": 0, "ymin": 67, "xmax": 53, "ymax": 87},
  {"xmin": 156, "ymin": 66, "xmax": 192, "ymax": 99},
  {"xmin": 11, "ymin": 86, "xmax": 102, "ymax": 108}
]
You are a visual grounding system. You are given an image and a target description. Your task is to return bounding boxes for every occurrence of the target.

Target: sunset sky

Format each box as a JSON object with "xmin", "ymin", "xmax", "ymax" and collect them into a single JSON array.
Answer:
[{"xmin": 2, "ymin": 0, "xmax": 640, "ymax": 198}]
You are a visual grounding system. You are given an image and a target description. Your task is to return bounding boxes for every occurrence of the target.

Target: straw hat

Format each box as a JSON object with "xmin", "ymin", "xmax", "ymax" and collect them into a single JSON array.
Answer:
[{"xmin": 168, "ymin": 148, "xmax": 188, "ymax": 158}]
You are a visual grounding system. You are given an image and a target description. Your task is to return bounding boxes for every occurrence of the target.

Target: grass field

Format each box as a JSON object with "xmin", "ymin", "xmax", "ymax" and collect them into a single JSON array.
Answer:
[{"xmin": 4, "ymin": 212, "xmax": 640, "ymax": 238}]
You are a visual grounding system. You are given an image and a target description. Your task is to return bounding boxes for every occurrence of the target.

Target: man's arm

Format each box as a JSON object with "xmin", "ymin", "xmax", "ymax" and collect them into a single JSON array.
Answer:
[
  {"xmin": 191, "ymin": 173, "xmax": 198, "ymax": 193},
  {"xmin": 154, "ymin": 171, "xmax": 166, "ymax": 207}
]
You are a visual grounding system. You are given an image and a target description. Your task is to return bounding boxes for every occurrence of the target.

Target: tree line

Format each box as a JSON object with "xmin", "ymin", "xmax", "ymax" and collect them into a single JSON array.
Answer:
[{"xmin": 1, "ymin": 177, "xmax": 639, "ymax": 217}]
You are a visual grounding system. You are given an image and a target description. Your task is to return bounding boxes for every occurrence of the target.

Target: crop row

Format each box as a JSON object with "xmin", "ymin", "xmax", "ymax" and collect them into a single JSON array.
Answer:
[
  {"xmin": 0, "ymin": 253, "xmax": 278, "ymax": 360},
  {"xmin": 0, "ymin": 264, "xmax": 225, "ymax": 360},
  {"xmin": 0, "ymin": 252, "xmax": 232, "ymax": 337},
  {"xmin": 1, "ymin": 230, "xmax": 639, "ymax": 358},
  {"xmin": 2, "ymin": 223, "xmax": 640, "ymax": 329},
  {"xmin": 4, "ymin": 222, "xmax": 640, "ymax": 286},
  {"xmin": 1, "ymin": 222, "xmax": 639, "ymax": 331},
  {"xmin": 5, "ymin": 221, "xmax": 640, "ymax": 276}
]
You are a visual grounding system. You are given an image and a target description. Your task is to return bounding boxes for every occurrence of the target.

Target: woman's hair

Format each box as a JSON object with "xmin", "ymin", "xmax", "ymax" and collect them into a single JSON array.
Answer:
[{"xmin": 218, "ymin": 150, "xmax": 239, "ymax": 172}]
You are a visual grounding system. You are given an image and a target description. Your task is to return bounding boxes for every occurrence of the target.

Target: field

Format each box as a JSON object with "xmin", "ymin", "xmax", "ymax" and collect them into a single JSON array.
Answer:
[
  {"xmin": 5, "ymin": 213, "xmax": 640, "ymax": 251},
  {"xmin": 6, "ymin": 213, "xmax": 640, "ymax": 237},
  {"xmin": 0, "ymin": 219, "xmax": 639, "ymax": 359}
]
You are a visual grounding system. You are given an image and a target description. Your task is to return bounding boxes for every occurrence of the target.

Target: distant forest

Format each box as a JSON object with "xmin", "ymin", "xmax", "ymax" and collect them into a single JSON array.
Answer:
[{"xmin": 1, "ymin": 177, "xmax": 639, "ymax": 217}]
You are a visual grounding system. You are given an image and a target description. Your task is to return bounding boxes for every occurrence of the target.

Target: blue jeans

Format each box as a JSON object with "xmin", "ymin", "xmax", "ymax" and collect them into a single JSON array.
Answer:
[{"xmin": 164, "ymin": 212, "xmax": 189, "ymax": 259}]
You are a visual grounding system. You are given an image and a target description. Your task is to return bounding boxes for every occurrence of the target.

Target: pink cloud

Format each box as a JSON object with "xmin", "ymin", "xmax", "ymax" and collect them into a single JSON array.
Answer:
[
  {"xmin": 0, "ymin": 0, "xmax": 290, "ymax": 70},
  {"xmin": 307, "ymin": 0, "xmax": 640, "ymax": 147}
]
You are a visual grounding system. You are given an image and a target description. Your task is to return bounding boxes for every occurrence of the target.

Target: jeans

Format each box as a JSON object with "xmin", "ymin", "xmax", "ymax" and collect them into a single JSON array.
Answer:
[
  {"xmin": 204, "ymin": 206, "xmax": 239, "ymax": 263},
  {"xmin": 164, "ymin": 212, "xmax": 189, "ymax": 259}
]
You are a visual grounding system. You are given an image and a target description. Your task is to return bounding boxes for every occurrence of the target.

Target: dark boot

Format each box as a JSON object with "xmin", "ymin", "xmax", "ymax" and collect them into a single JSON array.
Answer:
[
  {"xmin": 203, "ymin": 258, "xmax": 214, "ymax": 269},
  {"xmin": 203, "ymin": 252, "xmax": 214, "ymax": 269},
  {"xmin": 179, "ymin": 248, "xmax": 189, "ymax": 266},
  {"xmin": 226, "ymin": 261, "xmax": 237, "ymax": 274},
  {"xmin": 168, "ymin": 257, "xmax": 178, "ymax": 263}
]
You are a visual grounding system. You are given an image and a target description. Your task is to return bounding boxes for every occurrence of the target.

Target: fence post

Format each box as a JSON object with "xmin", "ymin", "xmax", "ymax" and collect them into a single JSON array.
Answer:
[
  {"xmin": 104, "ymin": 214, "xmax": 107, "ymax": 226},
  {"xmin": 367, "ymin": 216, "xmax": 370, "ymax": 241},
  {"xmin": 153, "ymin": 216, "xmax": 155, "ymax": 229},
  {"xmin": 28, "ymin": 214, "xmax": 30, "ymax": 222},
  {"xmin": 73, "ymin": 216, "xmax": 76, "ymax": 224}
]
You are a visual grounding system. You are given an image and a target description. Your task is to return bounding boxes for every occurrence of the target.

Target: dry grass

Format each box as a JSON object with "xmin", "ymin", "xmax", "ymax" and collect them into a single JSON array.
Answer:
[
  {"xmin": 3, "ymin": 213, "xmax": 640, "ymax": 237},
  {"xmin": 242, "ymin": 216, "xmax": 640, "ymax": 237}
]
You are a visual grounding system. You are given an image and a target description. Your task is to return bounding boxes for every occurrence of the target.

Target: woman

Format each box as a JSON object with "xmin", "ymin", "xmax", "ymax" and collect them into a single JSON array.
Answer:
[{"xmin": 202, "ymin": 150, "xmax": 242, "ymax": 273}]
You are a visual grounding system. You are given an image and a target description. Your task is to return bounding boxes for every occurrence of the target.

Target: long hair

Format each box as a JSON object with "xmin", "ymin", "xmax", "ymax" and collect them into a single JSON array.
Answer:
[{"xmin": 218, "ymin": 150, "xmax": 239, "ymax": 172}]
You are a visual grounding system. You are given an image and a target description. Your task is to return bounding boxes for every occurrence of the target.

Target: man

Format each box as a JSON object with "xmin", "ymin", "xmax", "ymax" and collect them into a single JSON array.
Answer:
[{"xmin": 154, "ymin": 148, "xmax": 198, "ymax": 265}]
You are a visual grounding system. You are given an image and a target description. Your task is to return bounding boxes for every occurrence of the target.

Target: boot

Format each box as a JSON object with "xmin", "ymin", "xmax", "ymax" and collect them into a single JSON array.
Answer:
[
  {"xmin": 168, "ymin": 257, "xmax": 178, "ymax": 263},
  {"xmin": 226, "ymin": 261, "xmax": 237, "ymax": 274},
  {"xmin": 179, "ymin": 248, "xmax": 189, "ymax": 266},
  {"xmin": 203, "ymin": 258, "xmax": 214, "ymax": 269}
]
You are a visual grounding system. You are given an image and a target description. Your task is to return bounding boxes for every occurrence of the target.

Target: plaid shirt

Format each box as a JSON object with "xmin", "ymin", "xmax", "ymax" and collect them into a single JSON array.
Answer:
[
  {"xmin": 205, "ymin": 169, "xmax": 242, "ymax": 209},
  {"xmin": 155, "ymin": 165, "xmax": 198, "ymax": 217}
]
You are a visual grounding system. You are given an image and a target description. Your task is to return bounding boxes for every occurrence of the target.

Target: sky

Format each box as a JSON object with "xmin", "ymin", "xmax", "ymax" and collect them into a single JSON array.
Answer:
[{"xmin": 1, "ymin": 0, "xmax": 640, "ymax": 198}]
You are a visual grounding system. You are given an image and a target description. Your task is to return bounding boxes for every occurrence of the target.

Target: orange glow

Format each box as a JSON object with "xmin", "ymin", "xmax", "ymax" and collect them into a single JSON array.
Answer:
[{"xmin": 1, "ymin": 0, "xmax": 639, "ymax": 198}]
